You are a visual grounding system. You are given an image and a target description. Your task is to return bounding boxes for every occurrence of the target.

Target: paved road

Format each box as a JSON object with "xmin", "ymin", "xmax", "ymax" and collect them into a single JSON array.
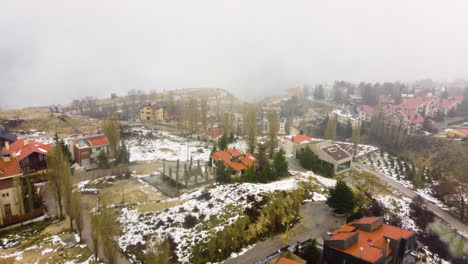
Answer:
[
  {"xmin": 222, "ymin": 202, "xmax": 344, "ymax": 264},
  {"xmin": 355, "ymin": 163, "xmax": 468, "ymax": 236}
]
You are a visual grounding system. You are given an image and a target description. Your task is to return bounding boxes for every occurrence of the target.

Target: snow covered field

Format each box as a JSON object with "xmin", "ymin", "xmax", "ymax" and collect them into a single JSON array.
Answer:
[
  {"xmin": 117, "ymin": 172, "xmax": 327, "ymax": 263},
  {"xmin": 127, "ymin": 129, "xmax": 211, "ymax": 162}
]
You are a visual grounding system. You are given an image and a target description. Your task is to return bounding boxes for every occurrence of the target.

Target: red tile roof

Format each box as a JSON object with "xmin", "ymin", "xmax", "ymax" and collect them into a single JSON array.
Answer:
[
  {"xmin": 283, "ymin": 134, "xmax": 313, "ymax": 144},
  {"xmin": 400, "ymin": 109, "xmax": 424, "ymax": 124},
  {"xmin": 399, "ymin": 97, "xmax": 429, "ymax": 110},
  {"xmin": 276, "ymin": 257, "xmax": 302, "ymax": 264},
  {"xmin": 241, "ymin": 153, "xmax": 257, "ymax": 167},
  {"xmin": 354, "ymin": 217, "xmax": 381, "ymax": 225},
  {"xmin": 7, "ymin": 139, "xmax": 51, "ymax": 162},
  {"xmin": 0, "ymin": 157, "xmax": 22, "ymax": 179},
  {"xmin": 326, "ymin": 218, "xmax": 415, "ymax": 264},
  {"xmin": 87, "ymin": 136, "xmax": 110, "ymax": 147},
  {"xmin": 436, "ymin": 97, "xmax": 462, "ymax": 109},
  {"xmin": 200, "ymin": 128, "xmax": 223, "ymax": 139},
  {"xmin": 211, "ymin": 150, "xmax": 255, "ymax": 172},
  {"xmin": 358, "ymin": 105, "xmax": 376, "ymax": 115},
  {"xmin": 457, "ymin": 129, "xmax": 468, "ymax": 137},
  {"xmin": 226, "ymin": 148, "xmax": 244, "ymax": 157}
]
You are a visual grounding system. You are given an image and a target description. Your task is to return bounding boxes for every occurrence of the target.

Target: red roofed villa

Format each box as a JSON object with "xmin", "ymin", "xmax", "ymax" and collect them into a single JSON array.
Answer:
[
  {"xmin": 6, "ymin": 139, "xmax": 51, "ymax": 175},
  {"xmin": 323, "ymin": 217, "xmax": 416, "ymax": 264},
  {"xmin": 211, "ymin": 149, "xmax": 256, "ymax": 176},
  {"xmin": 68, "ymin": 134, "xmax": 110, "ymax": 167}
]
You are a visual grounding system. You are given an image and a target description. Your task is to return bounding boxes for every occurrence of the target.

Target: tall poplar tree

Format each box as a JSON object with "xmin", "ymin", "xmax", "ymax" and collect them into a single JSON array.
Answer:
[
  {"xmin": 103, "ymin": 112, "xmax": 121, "ymax": 158},
  {"xmin": 267, "ymin": 110, "xmax": 279, "ymax": 158}
]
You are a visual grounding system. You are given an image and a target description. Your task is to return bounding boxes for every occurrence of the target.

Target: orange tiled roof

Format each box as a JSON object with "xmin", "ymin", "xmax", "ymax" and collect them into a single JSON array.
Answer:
[
  {"xmin": 87, "ymin": 136, "xmax": 110, "ymax": 147},
  {"xmin": 226, "ymin": 148, "xmax": 244, "ymax": 157},
  {"xmin": 0, "ymin": 157, "xmax": 22, "ymax": 179},
  {"xmin": 276, "ymin": 257, "xmax": 302, "ymax": 264},
  {"xmin": 7, "ymin": 139, "xmax": 51, "ymax": 162},
  {"xmin": 211, "ymin": 150, "xmax": 256, "ymax": 172},
  {"xmin": 457, "ymin": 129, "xmax": 468, "ymax": 137},
  {"xmin": 326, "ymin": 218, "xmax": 415, "ymax": 264}
]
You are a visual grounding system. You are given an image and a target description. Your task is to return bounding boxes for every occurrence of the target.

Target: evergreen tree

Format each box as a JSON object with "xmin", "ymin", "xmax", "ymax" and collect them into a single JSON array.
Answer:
[
  {"xmin": 273, "ymin": 149, "xmax": 289, "ymax": 178},
  {"xmin": 117, "ymin": 140, "xmax": 130, "ymax": 164},
  {"xmin": 216, "ymin": 163, "xmax": 231, "ymax": 183},
  {"xmin": 256, "ymin": 143, "xmax": 268, "ymax": 170},
  {"xmin": 326, "ymin": 180, "xmax": 356, "ymax": 214},
  {"xmin": 97, "ymin": 151, "xmax": 109, "ymax": 169},
  {"xmin": 218, "ymin": 133, "xmax": 228, "ymax": 150},
  {"xmin": 299, "ymin": 147, "xmax": 316, "ymax": 170}
]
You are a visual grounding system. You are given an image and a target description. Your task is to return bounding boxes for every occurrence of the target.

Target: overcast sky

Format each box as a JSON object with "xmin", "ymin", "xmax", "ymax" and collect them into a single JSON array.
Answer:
[{"xmin": 1, "ymin": 1, "xmax": 468, "ymax": 108}]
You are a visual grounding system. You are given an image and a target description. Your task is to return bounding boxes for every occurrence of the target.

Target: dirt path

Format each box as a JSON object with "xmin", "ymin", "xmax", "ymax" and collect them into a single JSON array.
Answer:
[
  {"xmin": 355, "ymin": 163, "xmax": 468, "ymax": 237},
  {"xmin": 222, "ymin": 202, "xmax": 344, "ymax": 264}
]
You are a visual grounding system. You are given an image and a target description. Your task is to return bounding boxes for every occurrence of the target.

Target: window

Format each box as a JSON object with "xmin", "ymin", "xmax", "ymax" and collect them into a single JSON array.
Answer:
[
  {"xmin": 4, "ymin": 203, "xmax": 12, "ymax": 217},
  {"xmin": 96, "ymin": 147, "xmax": 101, "ymax": 151},
  {"xmin": 81, "ymin": 151, "xmax": 90, "ymax": 156}
]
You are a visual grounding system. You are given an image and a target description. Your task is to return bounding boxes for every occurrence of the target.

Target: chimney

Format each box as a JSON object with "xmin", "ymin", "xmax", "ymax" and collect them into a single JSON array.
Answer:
[
  {"xmin": 24, "ymin": 139, "xmax": 29, "ymax": 146},
  {"xmin": 2, "ymin": 154, "xmax": 11, "ymax": 162},
  {"xmin": 5, "ymin": 141, "xmax": 9, "ymax": 150},
  {"xmin": 386, "ymin": 238, "xmax": 390, "ymax": 257},
  {"xmin": 11, "ymin": 151, "xmax": 16, "ymax": 158}
]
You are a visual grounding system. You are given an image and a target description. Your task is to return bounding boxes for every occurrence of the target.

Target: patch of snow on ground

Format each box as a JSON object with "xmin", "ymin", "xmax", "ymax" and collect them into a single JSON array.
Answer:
[
  {"xmin": 127, "ymin": 130, "xmax": 211, "ymax": 162},
  {"xmin": 41, "ymin": 248, "xmax": 54, "ymax": 255},
  {"xmin": 118, "ymin": 176, "xmax": 312, "ymax": 263}
]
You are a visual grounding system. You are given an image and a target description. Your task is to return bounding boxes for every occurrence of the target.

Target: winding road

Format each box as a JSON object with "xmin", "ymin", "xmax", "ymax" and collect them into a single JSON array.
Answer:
[{"xmin": 355, "ymin": 163, "xmax": 468, "ymax": 236}]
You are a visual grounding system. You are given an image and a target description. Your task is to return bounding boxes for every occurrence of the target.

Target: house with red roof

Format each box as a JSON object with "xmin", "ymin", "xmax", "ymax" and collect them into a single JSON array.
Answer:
[
  {"xmin": 323, "ymin": 217, "xmax": 416, "ymax": 264},
  {"xmin": 211, "ymin": 149, "xmax": 256, "ymax": 176},
  {"xmin": 357, "ymin": 105, "xmax": 376, "ymax": 123},
  {"xmin": 199, "ymin": 127, "xmax": 223, "ymax": 142},
  {"xmin": 68, "ymin": 134, "xmax": 110, "ymax": 167},
  {"xmin": 0, "ymin": 152, "xmax": 25, "ymax": 226},
  {"xmin": 6, "ymin": 139, "xmax": 51, "ymax": 175}
]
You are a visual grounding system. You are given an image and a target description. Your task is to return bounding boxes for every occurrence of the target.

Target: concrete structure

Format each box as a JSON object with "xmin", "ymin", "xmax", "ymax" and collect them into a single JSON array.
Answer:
[
  {"xmin": 281, "ymin": 134, "xmax": 352, "ymax": 174},
  {"xmin": 323, "ymin": 217, "xmax": 416, "ymax": 264},
  {"xmin": 68, "ymin": 134, "xmax": 109, "ymax": 166}
]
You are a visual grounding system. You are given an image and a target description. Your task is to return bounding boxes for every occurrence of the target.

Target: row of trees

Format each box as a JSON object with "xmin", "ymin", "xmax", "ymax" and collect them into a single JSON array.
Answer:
[{"xmin": 190, "ymin": 188, "xmax": 307, "ymax": 263}]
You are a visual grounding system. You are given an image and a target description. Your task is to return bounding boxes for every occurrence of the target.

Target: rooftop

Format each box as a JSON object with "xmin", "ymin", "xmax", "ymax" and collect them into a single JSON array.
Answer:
[
  {"xmin": 0, "ymin": 156, "xmax": 22, "ymax": 179},
  {"xmin": 7, "ymin": 139, "xmax": 51, "ymax": 162},
  {"xmin": 321, "ymin": 145, "xmax": 351, "ymax": 161},
  {"xmin": 325, "ymin": 217, "xmax": 415, "ymax": 264},
  {"xmin": 87, "ymin": 136, "xmax": 110, "ymax": 147},
  {"xmin": 211, "ymin": 149, "xmax": 256, "ymax": 172}
]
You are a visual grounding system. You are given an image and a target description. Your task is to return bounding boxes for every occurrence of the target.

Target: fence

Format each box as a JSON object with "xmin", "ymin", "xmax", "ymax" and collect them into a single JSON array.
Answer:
[{"xmin": 1, "ymin": 207, "xmax": 45, "ymax": 228}]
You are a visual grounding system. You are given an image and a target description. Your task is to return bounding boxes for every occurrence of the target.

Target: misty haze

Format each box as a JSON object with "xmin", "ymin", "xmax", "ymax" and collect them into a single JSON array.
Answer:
[{"xmin": 0, "ymin": 1, "xmax": 467, "ymax": 264}]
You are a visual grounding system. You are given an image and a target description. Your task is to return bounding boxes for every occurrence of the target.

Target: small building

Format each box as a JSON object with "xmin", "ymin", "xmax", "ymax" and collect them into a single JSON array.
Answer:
[
  {"xmin": 199, "ymin": 127, "xmax": 223, "ymax": 142},
  {"xmin": 323, "ymin": 217, "xmax": 416, "ymax": 264},
  {"xmin": 331, "ymin": 109, "xmax": 361, "ymax": 127},
  {"xmin": 262, "ymin": 117, "xmax": 286, "ymax": 135},
  {"xmin": 357, "ymin": 105, "xmax": 376, "ymax": 123},
  {"xmin": 0, "ymin": 152, "xmax": 24, "ymax": 226},
  {"xmin": 0, "ymin": 128, "xmax": 17, "ymax": 148},
  {"xmin": 6, "ymin": 139, "xmax": 51, "ymax": 175},
  {"xmin": 288, "ymin": 86, "xmax": 304, "ymax": 97},
  {"xmin": 68, "ymin": 135, "xmax": 110, "ymax": 166},
  {"xmin": 139, "ymin": 100, "xmax": 164, "ymax": 122},
  {"xmin": 211, "ymin": 149, "xmax": 256, "ymax": 176},
  {"xmin": 0, "ymin": 150, "xmax": 45, "ymax": 227},
  {"xmin": 281, "ymin": 134, "xmax": 352, "ymax": 174}
]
